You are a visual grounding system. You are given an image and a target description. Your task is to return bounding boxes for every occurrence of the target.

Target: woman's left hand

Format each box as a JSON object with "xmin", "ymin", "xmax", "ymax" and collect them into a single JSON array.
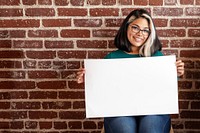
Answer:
[{"xmin": 176, "ymin": 60, "xmax": 184, "ymax": 77}]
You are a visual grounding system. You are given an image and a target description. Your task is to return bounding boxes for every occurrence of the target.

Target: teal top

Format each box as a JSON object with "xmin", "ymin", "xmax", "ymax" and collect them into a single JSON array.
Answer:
[{"xmin": 104, "ymin": 50, "xmax": 163, "ymax": 59}]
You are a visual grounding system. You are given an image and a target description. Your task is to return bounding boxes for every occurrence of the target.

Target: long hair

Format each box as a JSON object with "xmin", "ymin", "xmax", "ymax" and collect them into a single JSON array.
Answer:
[{"xmin": 114, "ymin": 9, "xmax": 162, "ymax": 57}]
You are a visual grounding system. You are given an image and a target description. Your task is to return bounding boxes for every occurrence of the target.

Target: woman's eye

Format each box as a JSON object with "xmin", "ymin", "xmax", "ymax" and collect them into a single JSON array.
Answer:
[{"xmin": 143, "ymin": 30, "xmax": 150, "ymax": 33}]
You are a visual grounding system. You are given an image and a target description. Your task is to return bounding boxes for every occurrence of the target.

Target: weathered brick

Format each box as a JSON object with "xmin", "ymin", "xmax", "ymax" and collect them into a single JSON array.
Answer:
[
  {"xmin": 0, "ymin": 0, "xmax": 20, "ymax": 5},
  {"xmin": 59, "ymin": 91, "xmax": 85, "ymax": 99},
  {"xmin": 102, "ymin": 0, "xmax": 116, "ymax": 5},
  {"xmin": 54, "ymin": 122, "xmax": 67, "ymax": 129},
  {"xmin": 186, "ymin": 7, "xmax": 200, "ymax": 16},
  {"xmin": 59, "ymin": 111, "xmax": 85, "ymax": 119},
  {"xmin": 90, "ymin": 8, "xmax": 119, "ymax": 16},
  {"xmin": 83, "ymin": 121, "xmax": 97, "ymax": 129},
  {"xmin": 74, "ymin": 19, "xmax": 102, "ymax": 27},
  {"xmin": 37, "ymin": 81, "xmax": 67, "ymax": 89},
  {"xmin": 43, "ymin": 19, "xmax": 71, "ymax": 27},
  {"xmin": 70, "ymin": 0, "xmax": 84, "ymax": 6},
  {"xmin": 13, "ymin": 40, "xmax": 43, "ymax": 48},
  {"xmin": 29, "ymin": 111, "xmax": 57, "ymax": 119},
  {"xmin": 58, "ymin": 8, "xmax": 87, "ymax": 16},
  {"xmin": 55, "ymin": 0, "xmax": 69, "ymax": 6},
  {"xmin": 153, "ymin": 8, "xmax": 183, "ymax": 16},
  {"xmin": 68, "ymin": 121, "xmax": 82, "ymax": 129},
  {"xmin": 25, "ymin": 8, "xmax": 55, "ymax": 16},
  {"xmin": 0, "ymin": 9, "xmax": 23, "ymax": 17},
  {"xmin": 42, "ymin": 101, "xmax": 71, "ymax": 109},
  {"xmin": 61, "ymin": 29, "xmax": 90, "ymax": 38},
  {"xmin": 0, "ymin": 19, "xmax": 40, "ymax": 28}
]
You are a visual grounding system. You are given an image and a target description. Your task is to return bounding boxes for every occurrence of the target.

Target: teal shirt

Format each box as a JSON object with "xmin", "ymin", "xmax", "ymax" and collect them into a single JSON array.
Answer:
[{"xmin": 104, "ymin": 50, "xmax": 163, "ymax": 59}]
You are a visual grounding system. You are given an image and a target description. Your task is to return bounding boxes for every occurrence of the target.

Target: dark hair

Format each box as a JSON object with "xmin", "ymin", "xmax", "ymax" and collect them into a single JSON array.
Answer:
[{"xmin": 114, "ymin": 9, "xmax": 162, "ymax": 57}]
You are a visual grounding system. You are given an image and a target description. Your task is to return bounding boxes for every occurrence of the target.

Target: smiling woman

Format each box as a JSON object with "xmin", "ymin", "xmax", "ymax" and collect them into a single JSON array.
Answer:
[{"xmin": 77, "ymin": 9, "xmax": 184, "ymax": 133}]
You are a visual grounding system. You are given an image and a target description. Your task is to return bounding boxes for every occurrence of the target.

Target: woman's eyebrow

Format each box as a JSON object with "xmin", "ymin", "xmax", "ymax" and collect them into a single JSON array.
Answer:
[{"xmin": 130, "ymin": 24, "xmax": 149, "ymax": 29}]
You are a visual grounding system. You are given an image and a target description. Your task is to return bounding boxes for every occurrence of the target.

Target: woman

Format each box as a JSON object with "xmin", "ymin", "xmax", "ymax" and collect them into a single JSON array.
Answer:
[{"xmin": 77, "ymin": 9, "xmax": 184, "ymax": 133}]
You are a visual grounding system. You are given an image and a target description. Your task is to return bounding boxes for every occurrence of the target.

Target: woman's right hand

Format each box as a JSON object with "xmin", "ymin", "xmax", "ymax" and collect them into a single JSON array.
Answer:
[{"xmin": 76, "ymin": 68, "xmax": 85, "ymax": 83}]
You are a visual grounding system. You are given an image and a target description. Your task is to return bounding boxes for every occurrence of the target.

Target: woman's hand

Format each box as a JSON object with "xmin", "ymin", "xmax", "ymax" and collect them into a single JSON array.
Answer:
[
  {"xmin": 176, "ymin": 60, "xmax": 184, "ymax": 77},
  {"xmin": 76, "ymin": 68, "xmax": 85, "ymax": 83}
]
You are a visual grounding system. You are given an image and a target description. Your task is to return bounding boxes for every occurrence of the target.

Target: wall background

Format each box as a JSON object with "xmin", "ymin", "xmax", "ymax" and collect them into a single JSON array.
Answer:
[{"xmin": 0, "ymin": 0, "xmax": 199, "ymax": 132}]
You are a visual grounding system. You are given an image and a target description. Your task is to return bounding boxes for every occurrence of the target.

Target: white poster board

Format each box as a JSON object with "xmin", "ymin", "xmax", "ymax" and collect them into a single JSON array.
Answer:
[{"xmin": 84, "ymin": 55, "xmax": 179, "ymax": 118}]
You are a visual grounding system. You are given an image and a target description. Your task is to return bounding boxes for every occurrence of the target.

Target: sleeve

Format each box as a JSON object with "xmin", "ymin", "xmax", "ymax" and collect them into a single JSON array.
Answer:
[
  {"xmin": 152, "ymin": 51, "xmax": 163, "ymax": 56},
  {"xmin": 104, "ymin": 52, "xmax": 112, "ymax": 59}
]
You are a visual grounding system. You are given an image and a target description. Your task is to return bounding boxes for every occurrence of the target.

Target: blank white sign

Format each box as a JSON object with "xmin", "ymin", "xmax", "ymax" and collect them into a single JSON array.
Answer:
[{"xmin": 84, "ymin": 55, "xmax": 179, "ymax": 118}]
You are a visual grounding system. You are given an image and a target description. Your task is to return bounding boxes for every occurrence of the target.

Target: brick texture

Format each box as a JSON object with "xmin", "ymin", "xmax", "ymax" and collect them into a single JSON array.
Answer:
[{"xmin": 0, "ymin": 0, "xmax": 199, "ymax": 132}]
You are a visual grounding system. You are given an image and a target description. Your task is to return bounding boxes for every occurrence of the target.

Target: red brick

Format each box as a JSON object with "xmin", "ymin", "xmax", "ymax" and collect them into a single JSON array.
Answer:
[
  {"xmin": 0, "ymin": 61, "xmax": 21, "ymax": 68},
  {"xmin": 74, "ymin": 19, "xmax": 102, "ymax": 27},
  {"xmin": 185, "ymin": 121, "xmax": 200, "ymax": 129},
  {"xmin": 58, "ymin": 8, "xmax": 87, "ymax": 16},
  {"xmin": 55, "ymin": 0, "xmax": 69, "ymax": 5},
  {"xmin": 0, "ymin": 31, "xmax": 9, "ymax": 38},
  {"xmin": 43, "ymin": 19, "xmax": 71, "ymax": 27},
  {"xmin": 170, "ymin": 39, "xmax": 198, "ymax": 48},
  {"xmin": 59, "ymin": 111, "xmax": 85, "ymax": 119},
  {"xmin": 0, "ymin": 8, "xmax": 23, "ymax": 17},
  {"xmin": 161, "ymin": 49, "xmax": 178, "ymax": 56},
  {"xmin": 188, "ymin": 29, "xmax": 200, "ymax": 37},
  {"xmin": 0, "ymin": 19, "xmax": 40, "ymax": 28},
  {"xmin": 10, "ymin": 91, "xmax": 28, "ymax": 99},
  {"xmin": 180, "ymin": 111, "xmax": 200, "ymax": 118},
  {"xmin": 185, "ymin": 70, "xmax": 200, "ymax": 79},
  {"xmin": 191, "ymin": 101, "xmax": 200, "ymax": 109},
  {"xmin": 71, "ymin": 0, "xmax": 84, "ymax": 6},
  {"xmin": 28, "ymin": 30, "xmax": 58, "ymax": 38},
  {"xmin": 87, "ymin": 0, "xmax": 101, "ymax": 5},
  {"xmin": 149, "ymin": 0, "xmax": 163, "ymax": 5},
  {"xmin": 102, "ymin": 0, "xmax": 116, "ymax": 5},
  {"xmin": 25, "ymin": 8, "xmax": 55, "ymax": 16},
  {"xmin": 38, "ymin": 61, "xmax": 51, "ymax": 69},
  {"xmin": 37, "ymin": 81, "xmax": 67, "ymax": 89},
  {"xmin": 29, "ymin": 111, "xmax": 57, "ymax": 119},
  {"xmin": 134, "ymin": 0, "xmax": 148, "ymax": 5},
  {"xmin": 90, "ymin": 8, "xmax": 119, "ymax": 16},
  {"xmin": 68, "ymin": 121, "xmax": 82, "ymax": 129},
  {"xmin": 154, "ymin": 19, "xmax": 168, "ymax": 27},
  {"xmin": 0, "ymin": 0, "xmax": 20, "ymax": 5},
  {"xmin": 59, "ymin": 91, "xmax": 85, "ymax": 99},
  {"xmin": 0, "ymin": 40, "xmax": 11, "ymax": 48},
  {"xmin": 10, "ymin": 121, "xmax": 24, "ymax": 129},
  {"xmin": 13, "ymin": 40, "xmax": 43, "ymax": 48},
  {"xmin": 196, "ymin": 81, "xmax": 200, "ymax": 89},
  {"xmin": 22, "ymin": 0, "xmax": 36, "ymax": 5},
  {"xmin": 179, "ymin": 101, "xmax": 189, "ymax": 109},
  {"xmin": 153, "ymin": 8, "xmax": 183, "ymax": 16},
  {"xmin": 0, "ymin": 102, "xmax": 10, "ymax": 109},
  {"xmin": 58, "ymin": 50, "xmax": 87, "ymax": 59},
  {"xmin": 23, "ymin": 60, "xmax": 36, "ymax": 69},
  {"xmin": 180, "ymin": 50, "xmax": 200, "ymax": 58},
  {"xmin": 28, "ymin": 71, "xmax": 59, "ymax": 79},
  {"xmin": 119, "ymin": 0, "xmax": 132, "ymax": 5},
  {"xmin": 186, "ymin": 7, "xmax": 200, "ymax": 16},
  {"xmin": 61, "ymin": 29, "xmax": 90, "ymax": 38},
  {"xmin": 183, "ymin": 60, "xmax": 195, "ymax": 69},
  {"xmin": 11, "ymin": 102, "xmax": 41, "ymax": 109},
  {"xmin": 0, "ymin": 71, "xmax": 25, "ymax": 79},
  {"xmin": 178, "ymin": 81, "xmax": 193, "ymax": 89},
  {"xmin": 180, "ymin": 0, "xmax": 194, "ymax": 4},
  {"xmin": 54, "ymin": 122, "xmax": 67, "ymax": 129},
  {"xmin": 0, "ymin": 81, "xmax": 35, "ymax": 89},
  {"xmin": 73, "ymin": 101, "xmax": 85, "ymax": 109},
  {"xmin": 68, "ymin": 81, "xmax": 84, "ymax": 89},
  {"xmin": 171, "ymin": 19, "xmax": 200, "ymax": 27},
  {"xmin": 83, "ymin": 121, "xmax": 97, "ymax": 129},
  {"xmin": 160, "ymin": 40, "xmax": 169, "ymax": 48},
  {"xmin": 61, "ymin": 70, "xmax": 77, "ymax": 79},
  {"xmin": 105, "ymin": 18, "xmax": 124, "ymax": 27},
  {"xmin": 25, "ymin": 121, "xmax": 37, "ymax": 129},
  {"xmin": 179, "ymin": 91, "xmax": 200, "ymax": 100},
  {"xmin": 53, "ymin": 61, "xmax": 66, "ymax": 69},
  {"xmin": 88, "ymin": 51, "xmax": 111, "ymax": 59},
  {"xmin": 39, "ymin": 122, "xmax": 52, "ymax": 129},
  {"xmin": 157, "ymin": 29, "xmax": 186, "ymax": 37},
  {"xmin": 197, "ymin": 0, "xmax": 200, "ymax": 4},
  {"xmin": 29, "ymin": 91, "xmax": 57, "ymax": 99},
  {"xmin": 164, "ymin": 0, "xmax": 178, "ymax": 5},
  {"xmin": 38, "ymin": 0, "xmax": 52, "ymax": 5},
  {"xmin": 26, "ymin": 51, "xmax": 56, "ymax": 59},
  {"xmin": 10, "ymin": 30, "xmax": 26, "ymax": 38},
  {"xmin": 0, "ymin": 111, "xmax": 27, "ymax": 119},
  {"xmin": 0, "ymin": 122, "xmax": 9, "ymax": 129},
  {"xmin": 93, "ymin": 29, "xmax": 117, "ymax": 37},
  {"xmin": 66, "ymin": 61, "xmax": 81, "ymax": 69},
  {"xmin": 45, "ymin": 40, "xmax": 73, "ymax": 48},
  {"xmin": 77, "ymin": 40, "xmax": 107, "ymax": 49},
  {"xmin": 42, "ymin": 101, "xmax": 71, "ymax": 109}
]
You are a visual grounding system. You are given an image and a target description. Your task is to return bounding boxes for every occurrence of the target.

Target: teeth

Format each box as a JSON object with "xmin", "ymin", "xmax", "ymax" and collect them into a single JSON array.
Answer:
[{"xmin": 135, "ymin": 37, "xmax": 142, "ymax": 42}]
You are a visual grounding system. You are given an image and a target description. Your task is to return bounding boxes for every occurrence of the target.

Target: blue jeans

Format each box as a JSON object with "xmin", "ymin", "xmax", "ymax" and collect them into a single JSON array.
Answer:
[{"xmin": 104, "ymin": 115, "xmax": 171, "ymax": 133}]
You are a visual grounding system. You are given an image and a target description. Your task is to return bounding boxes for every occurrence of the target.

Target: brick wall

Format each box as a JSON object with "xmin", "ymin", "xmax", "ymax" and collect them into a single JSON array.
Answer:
[{"xmin": 0, "ymin": 0, "xmax": 199, "ymax": 132}]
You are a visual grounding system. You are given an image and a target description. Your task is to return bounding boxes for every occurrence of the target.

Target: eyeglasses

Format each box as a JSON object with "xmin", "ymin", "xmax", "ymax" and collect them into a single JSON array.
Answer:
[{"xmin": 129, "ymin": 25, "xmax": 151, "ymax": 36}]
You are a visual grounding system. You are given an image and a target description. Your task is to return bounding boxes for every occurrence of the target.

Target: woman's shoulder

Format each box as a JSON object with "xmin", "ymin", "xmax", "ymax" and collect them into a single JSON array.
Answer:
[
  {"xmin": 152, "ymin": 51, "xmax": 163, "ymax": 56},
  {"xmin": 104, "ymin": 50, "xmax": 123, "ymax": 59}
]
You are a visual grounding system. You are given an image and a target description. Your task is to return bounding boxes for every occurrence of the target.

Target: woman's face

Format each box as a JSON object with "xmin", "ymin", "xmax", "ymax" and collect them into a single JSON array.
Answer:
[{"xmin": 127, "ymin": 17, "xmax": 150, "ymax": 52}]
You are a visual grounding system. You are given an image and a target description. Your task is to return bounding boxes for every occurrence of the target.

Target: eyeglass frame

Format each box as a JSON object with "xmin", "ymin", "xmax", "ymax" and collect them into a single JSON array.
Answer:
[{"xmin": 129, "ymin": 25, "xmax": 151, "ymax": 36}]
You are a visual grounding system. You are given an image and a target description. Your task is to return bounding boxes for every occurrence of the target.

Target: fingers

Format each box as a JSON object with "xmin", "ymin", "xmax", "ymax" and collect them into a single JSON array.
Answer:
[
  {"xmin": 76, "ymin": 68, "xmax": 85, "ymax": 84},
  {"xmin": 176, "ymin": 60, "xmax": 184, "ymax": 77}
]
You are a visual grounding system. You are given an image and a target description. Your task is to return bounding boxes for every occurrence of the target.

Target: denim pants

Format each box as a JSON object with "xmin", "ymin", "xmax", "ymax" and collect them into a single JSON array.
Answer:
[{"xmin": 104, "ymin": 115, "xmax": 171, "ymax": 133}]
